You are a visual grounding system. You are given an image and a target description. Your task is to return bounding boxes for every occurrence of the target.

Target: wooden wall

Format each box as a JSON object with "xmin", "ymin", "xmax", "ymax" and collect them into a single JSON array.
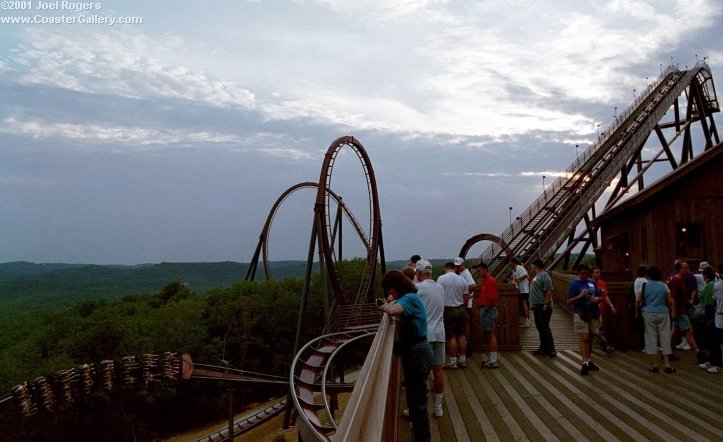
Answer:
[{"xmin": 598, "ymin": 158, "xmax": 723, "ymax": 274}]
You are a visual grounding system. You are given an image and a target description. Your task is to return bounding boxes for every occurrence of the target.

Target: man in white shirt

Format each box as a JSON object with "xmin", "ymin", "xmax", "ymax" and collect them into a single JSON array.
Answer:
[
  {"xmin": 454, "ymin": 257, "xmax": 477, "ymax": 357},
  {"xmin": 415, "ymin": 259, "xmax": 446, "ymax": 417},
  {"xmin": 511, "ymin": 257, "xmax": 531, "ymax": 328},
  {"xmin": 437, "ymin": 262, "xmax": 470, "ymax": 369}
]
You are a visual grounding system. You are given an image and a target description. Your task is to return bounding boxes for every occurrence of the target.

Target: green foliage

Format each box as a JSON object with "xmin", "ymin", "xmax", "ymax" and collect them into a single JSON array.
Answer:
[{"xmin": 0, "ymin": 258, "xmax": 377, "ymax": 441}]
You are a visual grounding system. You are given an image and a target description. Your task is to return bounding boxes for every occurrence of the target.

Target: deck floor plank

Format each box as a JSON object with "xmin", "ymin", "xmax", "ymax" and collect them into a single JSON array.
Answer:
[
  {"xmin": 498, "ymin": 353, "xmax": 590, "ymax": 442},
  {"xmin": 395, "ymin": 307, "xmax": 722, "ymax": 442}
]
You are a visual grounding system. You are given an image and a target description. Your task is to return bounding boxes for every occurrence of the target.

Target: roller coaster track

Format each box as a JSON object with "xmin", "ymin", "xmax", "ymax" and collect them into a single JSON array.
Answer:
[
  {"xmin": 315, "ymin": 136, "xmax": 385, "ymax": 309},
  {"xmin": 245, "ymin": 182, "xmax": 369, "ymax": 282},
  {"xmin": 2, "ymin": 353, "xmax": 182, "ymax": 420},
  {"xmin": 464, "ymin": 62, "xmax": 719, "ymax": 277},
  {"xmin": 194, "ymin": 398, "xmax": 288, "ymax": 442},
  {"xmin": 289, "ymin": 324, "xmax": 378, "ymax": 441}
]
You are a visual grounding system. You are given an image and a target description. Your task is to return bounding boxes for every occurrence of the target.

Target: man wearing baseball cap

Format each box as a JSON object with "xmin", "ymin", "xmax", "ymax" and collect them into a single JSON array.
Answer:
[
  {"xmin": 437, "ymin": 262, "xmax": 470, "ymax": 369},
  {"xmin": 415, "ymin": 259, "xmax": 447, "ymax": 418}
]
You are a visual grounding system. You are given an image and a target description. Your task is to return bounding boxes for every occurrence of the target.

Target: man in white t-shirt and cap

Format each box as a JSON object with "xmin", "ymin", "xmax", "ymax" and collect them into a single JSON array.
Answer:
[
  {"xmin": 415, "ymin": 259, "xmax": 446, "ymax": 418},
  {"xmin": 454, "ymin": 257, "xmax": 477, "ymax": 357},
  {"xmin": 510, "ymin": 257, "xmax": 531, "ymax": 328},
  {"xmin": 437, "ymin": 261, "xmax": 470, "ymax": 369}
]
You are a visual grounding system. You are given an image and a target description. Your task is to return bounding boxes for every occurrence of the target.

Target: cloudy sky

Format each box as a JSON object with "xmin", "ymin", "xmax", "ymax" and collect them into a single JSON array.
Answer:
[{"xmin": 1, "ymin": 0, "xmax": 721, "ymax": 265}]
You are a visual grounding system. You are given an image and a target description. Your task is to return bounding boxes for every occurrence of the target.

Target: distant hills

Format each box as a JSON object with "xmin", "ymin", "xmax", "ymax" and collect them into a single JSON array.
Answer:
[
  {"xmin": 0, "ymin": 261, "xmax": 304, "ymax": 324},
  {"xmin": 0, "ymin": 257, "xmax": 516, "ymax": 324}
]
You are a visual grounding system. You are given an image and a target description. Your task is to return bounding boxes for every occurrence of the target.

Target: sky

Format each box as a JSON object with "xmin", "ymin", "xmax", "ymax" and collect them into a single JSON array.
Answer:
[{"xmin": 1, "ymin": 0, "xmax": 721, "ymax": 265}]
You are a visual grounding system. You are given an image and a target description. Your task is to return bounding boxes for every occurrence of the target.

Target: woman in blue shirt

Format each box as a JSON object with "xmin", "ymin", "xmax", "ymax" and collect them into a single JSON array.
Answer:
[
  {"xmin": 636, "ymin": 265, "xmax": 676, "ymax": 373},
  {"xmin": 379, "ymin": 270, "xmax": 434, "ymax": 442}
]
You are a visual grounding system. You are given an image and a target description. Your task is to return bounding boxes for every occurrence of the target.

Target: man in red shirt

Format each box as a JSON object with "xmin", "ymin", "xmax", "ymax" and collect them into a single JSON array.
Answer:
[{"xmin": 474, "ymin": 262, "xmax": 500, "ymax": 368}]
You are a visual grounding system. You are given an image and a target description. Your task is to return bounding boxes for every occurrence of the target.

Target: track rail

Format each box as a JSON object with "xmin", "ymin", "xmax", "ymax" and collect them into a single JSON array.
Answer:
[
  {"xmin": 195, "ymin": 398, "xmax": 288, "ymax": 442},
  {"xmin": 467, "ymin": 62, "xmax": 719, "ymax": 276},
  {"xmin": 2, "ymin": 353, "xmax": 181, "ymax": 419},
  {"xmin": 289, "ymin": 325, "xmax": 378, "ymax": 441},
  {"xmin": 315, "ymin": 136, "xmax": 385, "ymax": 309},
  {"xmin": 245, "ymin": 182, "xmax": 369, "ymax": 281}
]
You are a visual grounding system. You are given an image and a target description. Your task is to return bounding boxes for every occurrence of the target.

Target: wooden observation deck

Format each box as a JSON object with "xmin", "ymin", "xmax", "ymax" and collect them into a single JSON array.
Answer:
[{"xmin": 398, "ymin": 307, "xmax": 723, "ymax": 442}]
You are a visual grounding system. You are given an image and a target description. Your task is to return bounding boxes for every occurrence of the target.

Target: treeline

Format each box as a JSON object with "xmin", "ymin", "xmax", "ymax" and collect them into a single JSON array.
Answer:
[{"xmin": 0, "ymin": 261, "xmax": 305, "ymax": 325}]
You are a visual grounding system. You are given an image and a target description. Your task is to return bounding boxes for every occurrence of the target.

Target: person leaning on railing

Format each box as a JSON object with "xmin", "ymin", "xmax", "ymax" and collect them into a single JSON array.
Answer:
[{"xmin": 378, "ymin": 270, "xmax": 434, "ymax": 442}]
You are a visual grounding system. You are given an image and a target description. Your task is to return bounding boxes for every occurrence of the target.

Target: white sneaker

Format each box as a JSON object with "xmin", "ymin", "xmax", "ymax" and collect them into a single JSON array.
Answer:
[
  {"xmin": 708, "ymin": 366, "xmax": 721, "ymax": 373},
  {"xmin": 434, "ymin": 406, "xmax": 443, "ymax": 418},
  {"xmin": 675, "ymin": 341, "xmax": 691, "ymax": 351},
  {"xmin": 699, "ymin": 361, "xmax": 713, "ymax": 369}
]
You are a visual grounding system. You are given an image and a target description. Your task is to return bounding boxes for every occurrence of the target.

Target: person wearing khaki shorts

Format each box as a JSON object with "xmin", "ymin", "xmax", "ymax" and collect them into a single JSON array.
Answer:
[{"xmin": 567, "ymin": 264, "xmax": 602, "ymax": 376}]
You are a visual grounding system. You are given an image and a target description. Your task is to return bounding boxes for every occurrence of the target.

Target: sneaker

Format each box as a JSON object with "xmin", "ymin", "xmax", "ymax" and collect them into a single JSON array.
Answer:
[
  {"xmin": 587, "ymin": 361, "xmax": 600, "ymax": 371},
  {"xmin": 699, "ymin": 361, "xmax": 713, "ymax": 370},
  {"xmin": 707, "ymin": 366, "xmax": 721, "ymax": 373},
  {"xmin": 548, "ymin": 350, "xmax": 558, "ymax": 358},
  {"xmin": 443, "ymin": 362, "xmax": 458, "ymax": 370},
  {"xmin": 664, "ymin": 367, "xmax": 677, "ymax": 374},
  {"xmin": 605, "ymin": 346, "xmax": 615, "ymax": 355},
  {"xmin": 581, "ymin": 363, "xmax": 589, "ymax": 376},
  {"xmin": 483, "ymin": 360, "xmax": 499, "ymax": 369},
  {"xmin": 675, "ymin": 341, "xmax": 691, "ymax": 351},
  {"xmin": 433, "ymin": 406, "xmax": 443, "ymax": 418},
  {"xmin": 401, "ymin": 409, "xmax": 410, "ymax": 418},
  {"xmin": 457, "ymin": 360, "xmax": 468, "ymax": 368}
]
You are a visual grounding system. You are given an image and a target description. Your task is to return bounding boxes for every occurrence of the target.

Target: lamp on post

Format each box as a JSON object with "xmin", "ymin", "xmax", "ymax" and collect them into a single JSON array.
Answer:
[
  {"xmin": 542, "ymin": 175, "xmax": 546, "ymax": 195},
  {"xmin": 508, "ymin": 206, "xmax": 513, "ymax": 227},
  {"xmin": 575, "ymin": 143, "xmax": 579, "ymax": 160}
]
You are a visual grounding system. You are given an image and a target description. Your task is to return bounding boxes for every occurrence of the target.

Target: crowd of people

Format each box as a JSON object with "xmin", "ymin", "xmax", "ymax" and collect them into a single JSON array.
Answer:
[
  {"xmin": 636, "ymin": 260, "xmax": 723, "ymax": 375},
  {"xmin": 378, "ymin": 256, "xmax": 723, "ymax": 441}
]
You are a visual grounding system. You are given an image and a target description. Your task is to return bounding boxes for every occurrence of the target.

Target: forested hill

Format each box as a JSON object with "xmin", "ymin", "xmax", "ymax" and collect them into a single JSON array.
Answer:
[{"xmin": 0, "ymin": 260, "xmax": 318, "ymax": 323}]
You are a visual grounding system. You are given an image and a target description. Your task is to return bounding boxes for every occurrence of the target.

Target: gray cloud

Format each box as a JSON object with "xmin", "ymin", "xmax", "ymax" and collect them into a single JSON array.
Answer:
[{"xmin": 1, "ymin": 0, "xmax": 722, "ymax": 264}]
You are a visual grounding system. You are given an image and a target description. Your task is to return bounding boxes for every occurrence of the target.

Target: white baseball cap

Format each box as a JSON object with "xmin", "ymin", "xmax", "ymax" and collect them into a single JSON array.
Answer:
[
  {"xmin": 453, "ymin": 257, "xmax": 464, "ymax": 266},
  {"xmin": 415, "ymin": 259, "xmax": 433, "ymax": 271}
]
